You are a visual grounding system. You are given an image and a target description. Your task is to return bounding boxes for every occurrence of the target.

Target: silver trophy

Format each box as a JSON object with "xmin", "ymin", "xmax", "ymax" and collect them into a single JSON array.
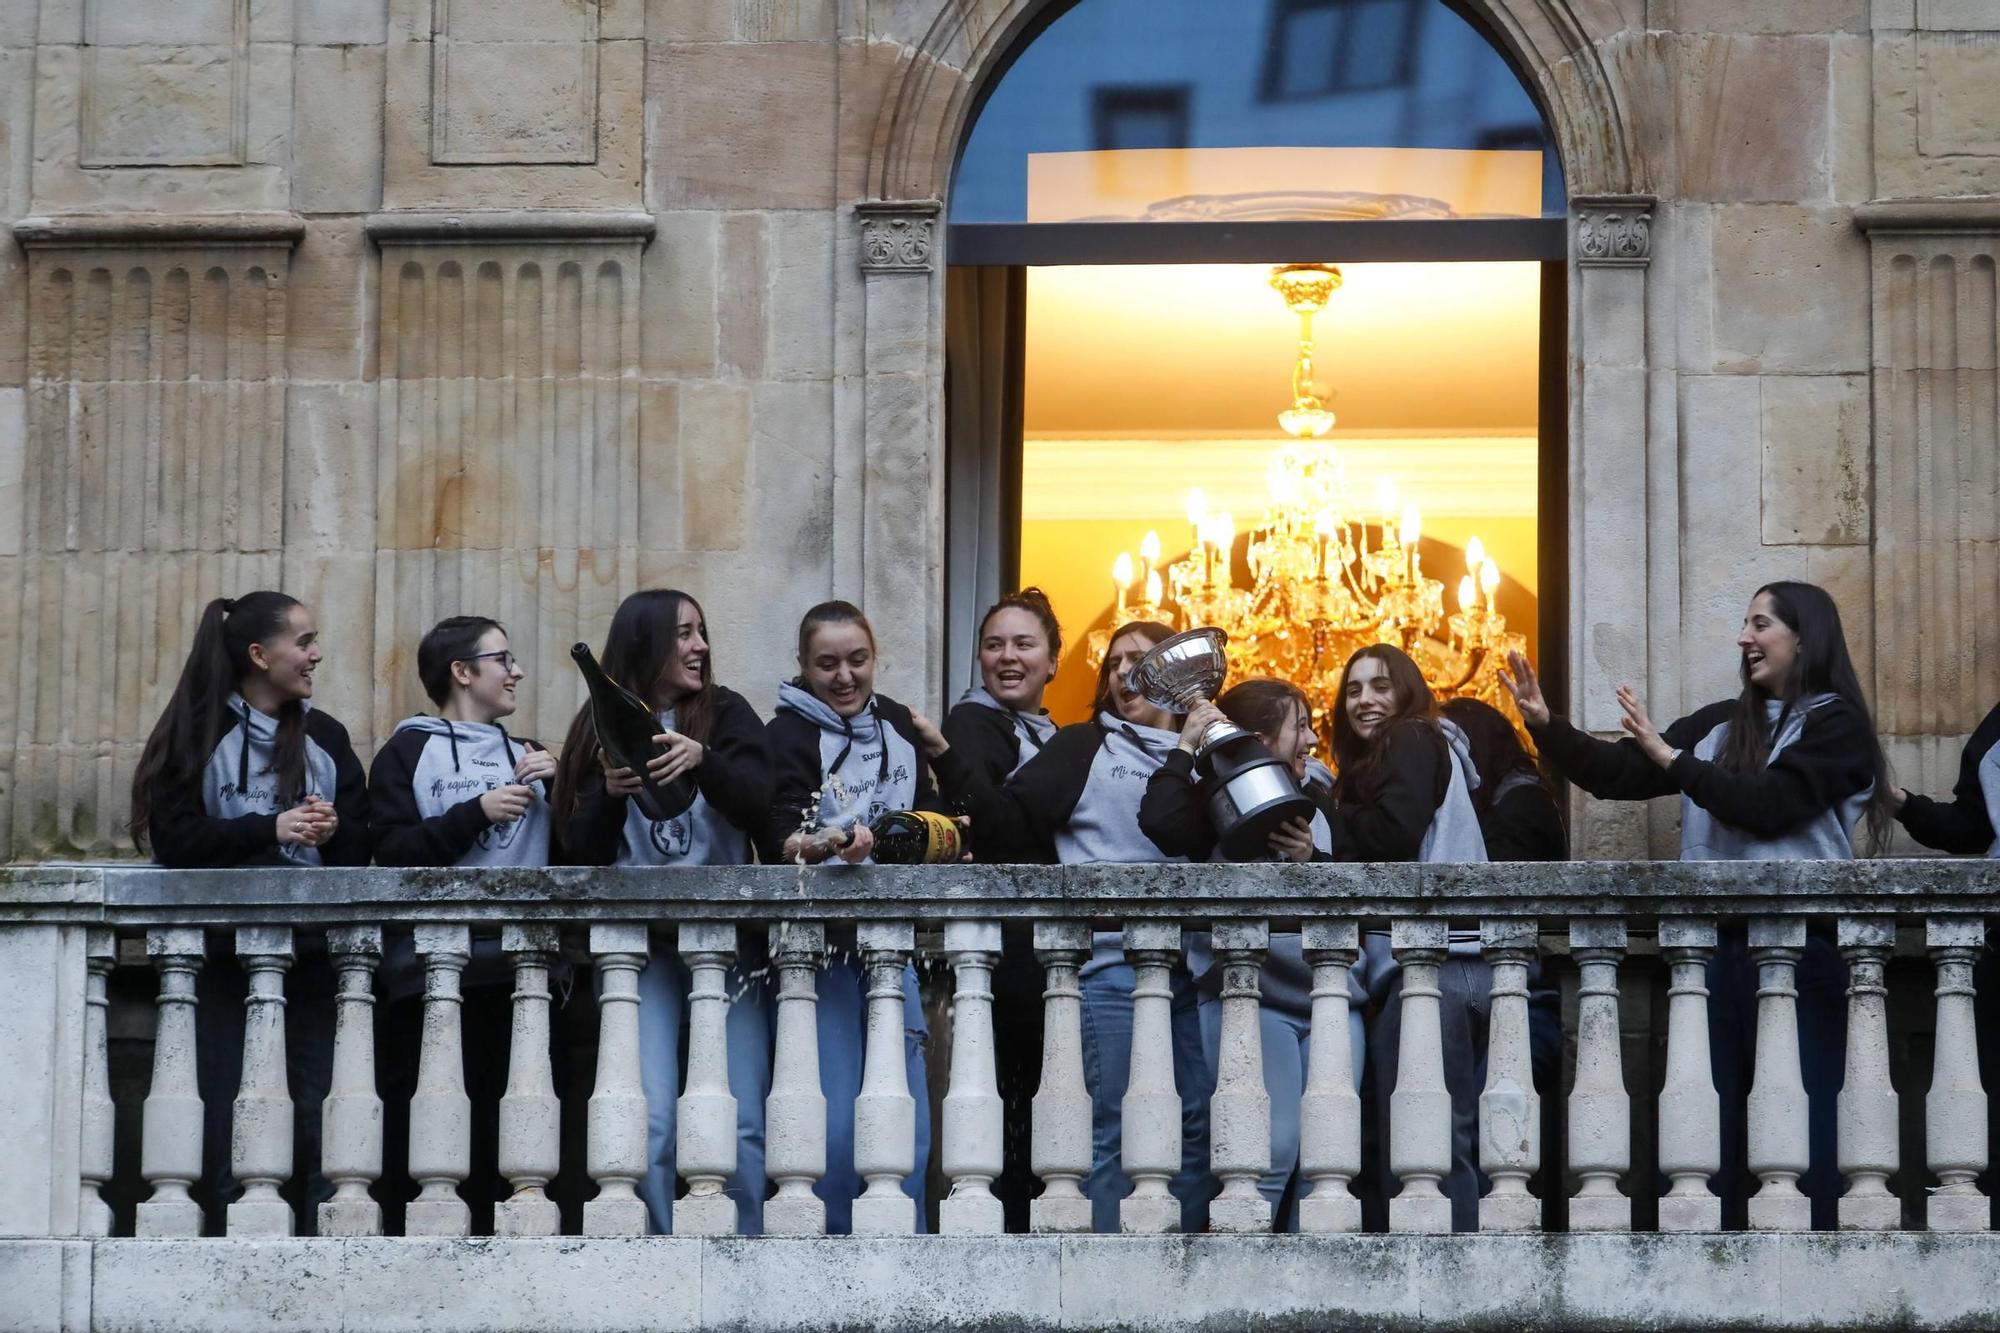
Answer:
[{"xmin": 1129, "ymin": 628, "xmax": 1318, "ymax": 861}]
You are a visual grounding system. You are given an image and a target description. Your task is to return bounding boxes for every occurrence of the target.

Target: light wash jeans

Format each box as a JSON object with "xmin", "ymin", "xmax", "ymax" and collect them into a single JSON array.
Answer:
[
  {"xmin": 1194, "ymin": 997, "xmax": 1363, "ymax": 1232},
  {"xmin": 815, "ymin": 957, "xmax": 931, "ymax": 1234},
  {"xmin": 635, "ymin": 945, "xmax": 774, "ymax": 1236},
  {"xmin": 1079, "ymin": 957, "xmax": 1211, "ymax": 1233}
]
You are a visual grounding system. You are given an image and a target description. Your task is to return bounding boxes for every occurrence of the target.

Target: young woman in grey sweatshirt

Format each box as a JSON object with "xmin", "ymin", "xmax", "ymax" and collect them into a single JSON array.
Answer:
[{"xmin": 1503, "ymin": 580, "xmax": 1891, "ymax": 1229}]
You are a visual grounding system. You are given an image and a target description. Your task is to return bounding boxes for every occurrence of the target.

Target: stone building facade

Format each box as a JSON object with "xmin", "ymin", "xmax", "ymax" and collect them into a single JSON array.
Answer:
[{"xmin": 0, "ymin": 0, "xmax": 1996, "ymax": 862}]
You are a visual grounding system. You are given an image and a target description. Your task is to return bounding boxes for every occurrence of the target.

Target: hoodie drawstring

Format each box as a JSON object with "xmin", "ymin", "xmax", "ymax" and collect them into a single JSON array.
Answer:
[
  {"xmin": 236, "ymin": 719, "xmax": 253, "ymax": 791},
  {"xmin": 446, "ymin": 719, "xmax": 462, "ymax": 772},
  {"xmin": 824, "ymin": 699, "xmax": 891, "ymax": 789}
]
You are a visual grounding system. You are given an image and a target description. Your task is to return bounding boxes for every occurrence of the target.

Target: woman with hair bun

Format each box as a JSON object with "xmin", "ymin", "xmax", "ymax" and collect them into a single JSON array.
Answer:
[
  {"xmin": 129, "ymin": 590, "xmax": 370, "ymax": 1234},
  {"xmin": 1503, "ymin": 579, "xmax": 1890, "ymax": 1229},
  {"xmin": 944, "ymin": 587, "xmax": 1061, "ymax": 790}
]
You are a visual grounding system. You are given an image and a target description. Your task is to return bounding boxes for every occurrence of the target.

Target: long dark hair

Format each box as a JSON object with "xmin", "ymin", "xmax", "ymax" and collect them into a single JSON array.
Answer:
[
  {"xmin": 130, "ymin": 591, "xmax": 304, "ymax": 852},
  {"xmin": 1331, "ymin": 644, "xmax": 1444, "ymax": 807},
  {"xmin": 1722, "ymin": 580, "xmax": 1892, "ymax": 849},
  {"xmin": 979, "ymin": 587, "xmax": 1063, "ymax": 663},
  {"xmin": 555, "ymin": 589, "xmax": 717, "ymax": 824},
  {"xmin": 1440, "ymin": 696, "xmax": 1549, "ymax": 817},
  {"xmin": 1092, "ymin": 620, "xmax": 1175, "ymax": 717}
]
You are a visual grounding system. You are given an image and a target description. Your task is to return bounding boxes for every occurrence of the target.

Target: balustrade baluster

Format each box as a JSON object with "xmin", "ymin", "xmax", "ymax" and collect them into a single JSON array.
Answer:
[
  {"xmin": 138, "ymin": 928, "xmax": 207, "ymax": 1237},
  {"xmin": 76, "ymin": 929, "xmax": 116, "ymax": 1237},
  {"xmin": 320, "ymin": 926, "xmax": 384, "ymax": 1237},
  {"xmin": 1837, "ymin": 917, "xmax": 1899, "ymax": 1230},
  {"xmin": 1747, "ymin": 916, "xmax": 1811, "ymax": 1231},
  {"xmin": 1478, "ymin": 919, "xmax": 1540, "ymax": 1232},
  {"xmin": 585, "ymin": 924, "xmax": 650, "ymax": 1234},
  {"xmin": 676, "ymin": 922, "xmax": 740, "ymax": 1235},
  {"xmin": 406, "ymin": 925, "xmax": 471, "ymax": 1236},
  {"xmin": 1568, "ymin": 919, "xmax": 1629, "ymax": 1231},
  {"xmin": 494, "ymin": 924, "xmax": 561, "ymax": 1237},
  {"xmin": 940, "ymin": 920, "xmax": 1004, "ymax": 1234},
  {"xmin": 1927, "ymin": 917, "xmax": 1989, "ymax": 1232},
  {"xmin": 1297, "ymin": 920, "xmax": 1361, "ymax": 1234},
  {"xmin": 852, "ymin": 921, "xmax": 918, "ymax": 1234},
  {"xmin": 1209, "ymin": 919, "xmax": 1272, "ymax": 1233},
  {"xmin": 1656, "ymin": 919, "xmax": 1720, "ymax": 1231},
  {"xmin": 1121, "ymin": 921, "xmax": 1185, "ymax": 1233},
  {"xmin": 1388, "ymin": 919, "xmax": 1452, "ymax": 1233},
  {"xmin": 765, "ymin": 922, "xmax": 828, "ymax": 1236},
  {"xmin": 1030, "ymin": 920, "xmax": 1092, "ymax": 1234},
  {"xmin": 228, "ymin": 926, "xmax": 296, "ymax": 1237}
]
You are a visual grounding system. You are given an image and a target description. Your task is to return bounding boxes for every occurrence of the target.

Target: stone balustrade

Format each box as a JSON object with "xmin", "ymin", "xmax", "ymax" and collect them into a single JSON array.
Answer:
[{"xmin": 3, "ymin": 861, "xmax": 2000, "ymax": 1331}]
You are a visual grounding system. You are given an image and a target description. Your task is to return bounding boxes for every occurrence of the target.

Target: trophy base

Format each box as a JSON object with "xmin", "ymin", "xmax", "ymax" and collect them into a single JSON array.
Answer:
[{"xmin": 1201, "ymin": 732, "xmax": 1318, "ymax": 862}]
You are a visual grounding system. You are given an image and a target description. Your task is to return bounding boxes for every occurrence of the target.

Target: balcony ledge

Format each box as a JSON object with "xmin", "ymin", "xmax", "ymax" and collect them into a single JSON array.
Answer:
[{"xmin": 5, "ymin": 1233, "xmax": 1999, "ymax": 1332}]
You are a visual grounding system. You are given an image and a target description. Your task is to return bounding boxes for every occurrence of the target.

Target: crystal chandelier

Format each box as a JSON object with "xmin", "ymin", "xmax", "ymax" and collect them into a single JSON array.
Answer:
[{"xmin": 1086, "ymin": 265, "xmax": 1530, "ymax": 734}]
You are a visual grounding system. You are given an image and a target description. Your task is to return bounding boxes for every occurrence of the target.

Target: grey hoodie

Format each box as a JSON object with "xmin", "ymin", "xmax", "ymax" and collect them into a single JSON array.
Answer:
[
  {"xmin": 379, "ymin": 716, "xmax": 551, "ymax": 867},
  {"xmin": 203, "ymin": 694, "xmax": 341, "ymax": 867},
  {"xmin": 614, "ymin": 707, "xmax": 753, "ymax": 868},
  {"xmin": 773, "ymin": 681, "xmax": 920, "ymax": 865},
  {"xmin": 956, "ymin": 684, "xmax": 1059, "ymax": 777},
  {"xmin": 1680, "ymin": 694, "xmax": 1872, "ymax": 860},
  {"xmin": 1066, "ymin": 713, "xmax": 1187, "ymax": 977}
]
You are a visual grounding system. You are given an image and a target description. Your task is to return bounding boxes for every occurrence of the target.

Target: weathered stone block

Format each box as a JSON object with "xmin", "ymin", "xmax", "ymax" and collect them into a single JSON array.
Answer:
[
  {"xmin": 680, "ymin": 382, "xmax": 751, "ymax": 551},
  {"xmin": 1677, "ymin": 36, "xmax": 1829, "ymax": 203},
  {"xmin": 718, "ymin": 213, "xmax": 768, "ymax": 379},
  {"xmin": 1653, "ymin": 0, "xmax": 1867, "ymax": 31},
  {"xmin": 287, "ymin": 218, "xmax": 377, "ymax": 384},
  {"xmin": 649, "ymin": 42, "xmax": 837, "ymax": 210},
  {"xmin": 1918, "ymin": 29, "xmax": 2000, "ymax": 157},
  {"xmin": 645, "ymin": 0, "xmax": 733, "ymax": 42},
  {"xmin": 1712, "ymin": 206, "xmax": 1870, "ymax": 372},
  {"xmin": 1759, "ymin": 373, "xmax": 1869, "ymax": 544},
  {"xmin": 640, "ymin": 210, "xmax": 720, "ymax": 377},
  {"xmin": 295, "ymin": 0, "xmax": 390, "ymax": 45},
  {"xmin": 291, "ymin": 44, "xmax": 384, "ymax": 214},
  {"xmin": 0, "ymin": 386, "xmax": 21, "ymax": 558}
]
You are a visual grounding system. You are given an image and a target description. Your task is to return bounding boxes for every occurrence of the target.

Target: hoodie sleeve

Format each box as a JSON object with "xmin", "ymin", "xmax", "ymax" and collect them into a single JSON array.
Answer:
[
  {"xmin": 309, "ymin": 710, "xmax": 373, "ymax": 867},
  {"xmin": 936, "ymin": 723, "xmax": 1100, "ymax": 864},
  {"xmin": 1524, "ymin": 703, "xmax": 1729, "ymax": 804},
  {"xmin": 558, "ymin": 760, "xmax": 629, "ymax": 867},
  {"xmin": 145, "ymin": 776, "xmax": 283, "ymax": 868},
  {"xmin": 1481, "ymin": 781, "xmax": 1569, "ymax": 861},
  {"xmin": 696, "ymin": 688, "xmax": 775, "ymax": 835},
  {"xmin": 1139, "ymin": 749, "xmax": 1217, "ymax": 860},
  {"xmin": 942, "ymin": 704, "xmax": 1020, "ymax": 790},
  {"xmin": 1327, "ymin": 721, "xmax": 1448, "ymax": 862},
  {"xmin": 762, "ymin": 711, "xmax": 826, "ymax": 864},
  {"xmin": 1665, "ymin": 698, "xmax": 1877, "ymax": 838},
  {"xmin": 1899, "ymin": 702, "xmax": 2000, "ymax": 854},
  {"xmin": 368, "ymin": 729, "xmax": 494, "ymax": 867}
]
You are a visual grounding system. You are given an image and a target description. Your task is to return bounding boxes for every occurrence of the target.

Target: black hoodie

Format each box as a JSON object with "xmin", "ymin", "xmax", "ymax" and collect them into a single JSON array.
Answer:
[
  {"xmin": 369, "ymin": 716, "xmax": 551, "ymax": 867},
  {"xmin": 1898, "ymin": 701, "xmax": 2000, "ymax": 856}
]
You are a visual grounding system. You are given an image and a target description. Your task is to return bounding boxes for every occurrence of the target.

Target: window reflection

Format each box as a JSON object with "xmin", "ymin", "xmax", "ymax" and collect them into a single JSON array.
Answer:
[{"xmin": 953, "ymin": 0, "xmax": 1563, "ymax": 222}]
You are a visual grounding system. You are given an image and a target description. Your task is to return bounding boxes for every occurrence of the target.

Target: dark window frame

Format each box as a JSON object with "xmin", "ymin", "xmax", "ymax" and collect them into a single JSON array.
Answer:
[
  {"xmin": 1258, "ymin": 0, "xmax": 1425, "ymax": 102},
  {"xmin": 1089, "ymin": 83, "xmax": 1195, "ymax": 151}
]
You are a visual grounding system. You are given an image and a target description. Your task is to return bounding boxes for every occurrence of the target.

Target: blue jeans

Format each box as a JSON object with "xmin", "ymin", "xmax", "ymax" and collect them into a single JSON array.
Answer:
[
  {"xmin": 1079, "ymin": 959, "xmax": 1211, "ymax": 1233},
  {"xmin": 815, "ymin": 957, "xmax": 931, "ymax": 1234},
  {"xmin": 1196, "ymin": 999, "xmax": 1359, "ymax": 1232},
  {"xmin": 634, "ymin": 945, "xmax": 774, "ymax": 1235}
]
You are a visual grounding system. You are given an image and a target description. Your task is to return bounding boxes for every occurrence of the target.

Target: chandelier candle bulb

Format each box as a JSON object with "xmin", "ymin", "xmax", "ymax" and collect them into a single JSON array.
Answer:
[
  {"xmin": 1481, "ymin": 559, "xmax": 1501, "ymax": 613},
  {"xmin": 1465, "ymin": 535, "xmax": 1486, "ymax": 575},
  {"xmin": 1113, "ymin": 553, "xmax": 1135, "ymax": 616},
  {"xmin": 1459, "ymin": 576, "xmax": 1478, "ymax": 614}
]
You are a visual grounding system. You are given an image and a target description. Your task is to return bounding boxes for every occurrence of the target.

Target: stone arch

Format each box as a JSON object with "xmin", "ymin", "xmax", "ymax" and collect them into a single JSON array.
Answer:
[{"xmin": 864, "ymin": 0, "xmax": 1646, "ymax": 205}]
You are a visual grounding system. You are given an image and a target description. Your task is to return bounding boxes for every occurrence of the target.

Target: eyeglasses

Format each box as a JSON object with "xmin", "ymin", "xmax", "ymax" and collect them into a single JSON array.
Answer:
[{"xmin": 460, "ymin": 651, "xmax": 519, "ymax": 671}]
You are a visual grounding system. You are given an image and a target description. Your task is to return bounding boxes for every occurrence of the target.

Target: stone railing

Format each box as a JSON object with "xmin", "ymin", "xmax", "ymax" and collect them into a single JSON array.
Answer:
[{"xmin": 2, "ymin": 861, "xmax": 1999, "ymax": 1332}]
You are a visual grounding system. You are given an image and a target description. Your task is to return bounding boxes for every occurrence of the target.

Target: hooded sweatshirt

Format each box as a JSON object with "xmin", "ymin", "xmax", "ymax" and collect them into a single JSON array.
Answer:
[
  {"xmin": 148, "ymin": 693, "xmax": 370, "ymax": 868},
  {"xmin": 1898, "ymin": 701, "xmax": 2000, "ymax": 857},
  {"xmin": 1531, "ymin": 693, "xmax": 1877, "ymax": 859},
  {"xmin": 561, "ymin": 685, "xmax": 771, "ymax": 868},
  {"xmin": 943, "ymin": 684, "xmax": 1059, "ymax": 786},
  {"xmin": 760, "ymin": 682, "xmax": 940, "ymax": 865},
  {"xmin": 369, "ymin": 716, "xmax": 551, "ymax": 867}
]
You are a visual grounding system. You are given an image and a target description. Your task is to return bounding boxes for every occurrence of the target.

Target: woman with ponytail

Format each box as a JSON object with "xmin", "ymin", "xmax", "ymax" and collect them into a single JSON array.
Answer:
[
  {"xmin": 552, "ymin": 588, "xmax": 774, "ymax": 1237},
  {"xmin": 1502, "ymin": 580, "xmax": 1890, "ymax": 1228},
  {"xmin": 129, "ymin": 591, "xmax": 368, "ymax": 1234}
]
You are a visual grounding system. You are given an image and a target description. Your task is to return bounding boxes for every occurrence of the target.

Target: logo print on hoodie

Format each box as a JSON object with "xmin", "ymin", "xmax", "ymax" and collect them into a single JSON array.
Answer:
[{"xmin": 647, "ymin": 815, "xmax": 693, "ymax": 859}]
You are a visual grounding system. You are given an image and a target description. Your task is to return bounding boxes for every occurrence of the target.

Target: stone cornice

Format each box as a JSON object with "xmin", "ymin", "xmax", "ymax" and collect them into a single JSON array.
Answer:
[
  {"xmin": 1570, "ymin": 195, "xmax": 1653, "ymax": 267},
  {"xmin": 1854, "ymin": 197, "xmax": 2000, "ymax": 234},
  {"xmin": 362, "ymin": 209, "xmax": 658, "ymax": 245},
  {"xmin": 856, "ymin": 200, "xmax": 941, "ymax": 275},
  {"xmin": 10, "ymin": 211, "xmax": 307, "ymax": 249}
]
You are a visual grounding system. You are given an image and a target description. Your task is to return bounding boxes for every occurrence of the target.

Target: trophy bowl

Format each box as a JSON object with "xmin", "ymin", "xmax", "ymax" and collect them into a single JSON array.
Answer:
[{"xmin": 1128, "ymin": 627, "xmax": 1231, "ymax": 714}]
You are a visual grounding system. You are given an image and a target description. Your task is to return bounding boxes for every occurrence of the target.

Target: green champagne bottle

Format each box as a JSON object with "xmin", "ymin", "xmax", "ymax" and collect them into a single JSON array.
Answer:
[
  {"xmin": 868, "ymin": 809, "xmax": 969, "ymax": 864},
  {"xmin": 570, "ymin": 643, "xmax": 695, "ymax": 823}
]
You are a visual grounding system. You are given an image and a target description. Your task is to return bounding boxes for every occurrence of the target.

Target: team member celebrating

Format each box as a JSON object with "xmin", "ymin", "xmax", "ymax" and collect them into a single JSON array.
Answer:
[
  {"xmin": 761, "ymin": 600, "xmax": 941, "ymax": 1233},
  {"xmin": 554, "ymin": 589, "xmax": 774, "ymax": 1236},
  {"xmin": 129, "ymin": 591, "xmax": 369, "ymax": 1234},
  {"xmin": 1502, "ymin": 580, "xmax": 1889, "ymax": 1228},
  {"xmin": 1892, "ymin": 701, "xmax": 2000, "ymax": 855},
  {"xmin": 944, "ymin": 588, "xmax": 1061, "ymax": 786}
]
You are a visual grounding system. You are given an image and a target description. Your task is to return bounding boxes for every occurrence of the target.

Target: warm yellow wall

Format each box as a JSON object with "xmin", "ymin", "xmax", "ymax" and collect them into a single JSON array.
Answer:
[{"xmin": 1023, "ymin": 515, "xmax": 1541, "ymax": 726}]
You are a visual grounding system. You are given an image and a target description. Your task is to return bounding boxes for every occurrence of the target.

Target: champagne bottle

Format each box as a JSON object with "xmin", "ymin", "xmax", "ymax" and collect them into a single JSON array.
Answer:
[
  {"xmin": 570, "ymin": 643, "xmax": 695, "ymax": 823},
  {"xmin": 868, "ymin": 809, "xmax": 969, "ymax": 864}
]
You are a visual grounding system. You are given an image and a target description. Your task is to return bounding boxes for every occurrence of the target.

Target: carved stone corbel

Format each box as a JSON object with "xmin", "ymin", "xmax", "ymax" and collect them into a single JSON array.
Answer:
[
  {"xmin": 856, "ymin": 200, "xmax": 942, "ymax": 275},
  {"xmin": 1572, "ymin": 196, "xmax": 1655, "ymax": 267}
]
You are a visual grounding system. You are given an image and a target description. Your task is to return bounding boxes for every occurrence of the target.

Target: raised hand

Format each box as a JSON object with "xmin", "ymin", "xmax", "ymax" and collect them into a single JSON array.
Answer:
[
  {"xmin": 1498, "ymin": 650, "xmax": 1551, "ymax": 727},
  {"xmin": 1179, "ymin": 700, "xmax": 1226, "ymax": 753},
  {"xmin": 909, "ymin": 709, "xmax": 950, "ymax": 759},
  {"xmin": 1616, "ymin": 685, "xmax": 1674, "ymax": 767}
]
